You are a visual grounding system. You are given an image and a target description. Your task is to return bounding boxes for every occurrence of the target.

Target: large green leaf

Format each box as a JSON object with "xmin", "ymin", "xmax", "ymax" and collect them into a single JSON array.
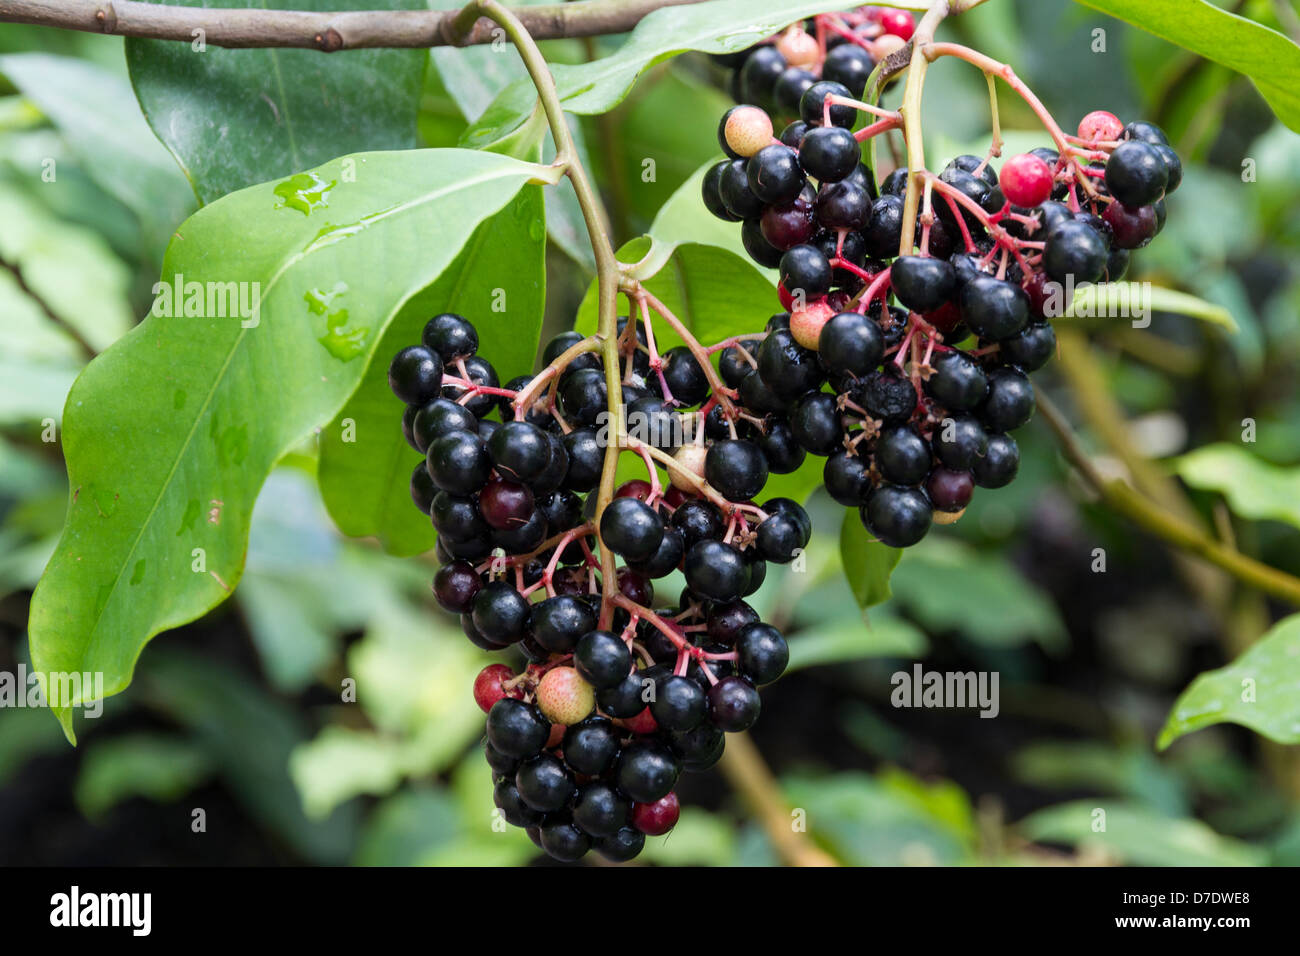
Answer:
[
  {"xmin": 318, "ymin": 187, "xmax": 545, "ymax": 555},
  {"xmin": 1062, "ymin": 282, "xmax": 1238, "ymax": 332},
  {"xmin": 28, "ymin": 149, "xmax": 556, "ymax": 740},
  {"xmin": 125, "ymin": 0, "xmax": 426, "ymax": 203},
  {"xmin": 1158, "ymin": 613, "xmax": 1300, "ymax": 749},
  {"xmin": 839, "ymin": 510, "xmax": 902, "ymax": 610},
  {"xmin": 463, "ymin": 0, "xmax": 928, "ymax": 146},
  {"xmin": 0, "ymin": 53, "xmax": 195, "ymax": 258},
  {"xmin": 1019, "ymin": 799, "xmax": 1267, "ymax": 866},
  {"xmin": 1171, "ymin": 443, "xmax": 1300, "ymax": 531},
  {"xmin": 1073, "ymin": 0, "xmax": 1300, "ymax": 132}
]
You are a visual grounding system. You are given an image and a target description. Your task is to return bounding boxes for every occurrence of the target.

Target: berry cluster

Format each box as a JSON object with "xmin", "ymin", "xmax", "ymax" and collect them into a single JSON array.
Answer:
[
  {"xmin": 712, "ymin": 7, "xmax": 914, "ymax": 110},
  {"xmin": 701, "ymin": 50, "xmax": 1180, "ymax": 545},
  {"xmin": 389, "ymin": 312, "xmax": 803, "ymax": 862}
]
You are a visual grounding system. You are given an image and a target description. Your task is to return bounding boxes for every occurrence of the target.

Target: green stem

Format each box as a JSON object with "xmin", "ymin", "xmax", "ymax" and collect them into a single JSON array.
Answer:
[
  {"xmin": 897, "ymin": 0, "xmax": 952, "ymax": 256},
  {"xmin": 1037, "ymin": 392, "xmax": 1300, "ymax": 607}
]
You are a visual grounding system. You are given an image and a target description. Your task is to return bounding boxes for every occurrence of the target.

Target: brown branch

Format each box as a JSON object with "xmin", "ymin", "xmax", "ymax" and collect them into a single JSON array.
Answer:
[
  {"xmin": 0, "ymin": 255, "xmax": 96, "ymax": 358},
  {"xmin": 0, "ymin": 0, "xmax": 705, "ymax": 52}
]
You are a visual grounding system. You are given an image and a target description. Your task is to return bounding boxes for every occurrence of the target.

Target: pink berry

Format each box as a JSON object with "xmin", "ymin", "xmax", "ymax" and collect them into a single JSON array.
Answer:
[
  {"xmin": 879, "ymin": 9, "xmax": 915, "ymax": 41},
  {"xmin": 632, "ymin": 792, "xmax": 680, "ymax": 836},
  {"xmin": 473, "ymin": 663, "xmax": 520, "ymax": 714},
  {"xmin": 623, "ymin": 706, "xmax": 658, "ymax": 735},
  {"xmin": 1077, "ymin": 110, "xmax": 1123, "ymax": 143},
  {"xmin": 790, "ymin": 298, "xmax": 836, "ymax": 350},
  {"xmin": 998, "ymin": 153, "xmax": 1054, "ymax": 208},
  {"xmin": 536, "ymin": 666, "xmax": 595, "ymax": 725}
]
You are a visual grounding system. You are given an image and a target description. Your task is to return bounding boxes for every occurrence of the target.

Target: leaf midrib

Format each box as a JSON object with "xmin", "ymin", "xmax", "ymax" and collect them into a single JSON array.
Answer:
[{"xmin": 75, "ymin": 160, "xmax": 534, "ymax": 673}]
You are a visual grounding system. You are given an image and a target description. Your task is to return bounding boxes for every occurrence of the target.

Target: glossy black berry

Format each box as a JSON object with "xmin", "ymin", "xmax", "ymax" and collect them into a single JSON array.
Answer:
[
  {"xmin": 959, "ymin": 275, "xmax": 1030, "ymax": 341},
  {"xmin": 824, "ymin": 450, "xmax": 870, "ymax": 506},
  {"xmin": 719, "ymin": 339, "xmax": 759, "ymax": 388},
  {"xmin": 818, "ymin": 311, "xmax": 884, "ymax": 378},
  {"xmin": 671, "ymin": 499, "xmax": 725, "ymax": 549},
  {"xmin": 558, "ymin": 367, "xmax": 607, "ymax": 427},
  {"xmin": 747, "ymin": 144, "xmax": 804, "ymax": 205},
  {"xmin": 596, "ymin": 826, "xmax": 645, "ymax": 862},
  {"xmin": 530, "ymin": 595, "xmax": 596, "ymax": 654},
  {"xmin": 875, "ymin": 426, "xmax": 932, "ymax": 485},
  {"xmin": 412, "ymin": 397, "xmax": 478, "ymax": 453},
  {"xmin": 573, "ymin": 782, "xmax": 629, "ymax": 838},
  {"xmin": 562, "ymin": 428, "xmax": 603, "ymax": 492},
  {"xmin": 705, "ymin": 439, "xmax": 769, "ymax": 501},
  {"xmin": 702, "ymin": 160, "xmax": 740, "ymax": 222},
  {"xmin": 1105, "ymin": 140, "xmax": 1168, "ymax": 207},
  {"xmin": 926, "ymin": 350, "xmax": 988, "ymax": 411},
  {"xmin": 799, "ymin": 125, "xmax": 860, "ymax": 183},
  {"xmin": 651, "ymin": 674, "xmax": 707, "ymax": 732},
  {"xmin": 388, "ymin": 345, "xmax": 444, "ymax": 405},
  {"xmin": 1002, "ymin": 322, "xmax": 1056, "ymax": 371},
  {"xmin": 814, "ymin": 180, "xmax": 871, "ymax": 230},
  {"xmin": 432, "ymin": 560, "xmax": 481, "ymax": 614},
  {"xmin": 600, "ymin": 496, "xmax": 665, "ymax": 564},
  {"xmin": 800, "ymin": 79, "xmax": 854, "ymax": 127},
  {"xmin": 821, "ymin": 43, "xmax": 874, "ymax": 97},
  {"xmin": 1153, "ymin": 144, "xmax": 1181, "ymax": 193},
  {"xmin": 486, "ymin": 421, "xmax": 548, "ymax": 484},
  {"xmin": 774, "ymin": 66, "xmax": 817, "ymax": 113},
  {"xmin": 630, "ymin": 525, "xmax": 685, "ymax": 579},
  {"xmin": 597, "ymin": 671, "xmax": 650, "ymax": 719},
  {"xmin": 516, "ymin": 754, "xmax": 575, "ymax": 812},
  {"xmin": 431, "ymin": 490, "xmax": 487, "ymax": 541},
  {"xmin": 563, "ymin": 717, "xmax": 621, "ymax": 776},
  {"xmin": 575, "ymin": 630, "xmax": 632, "ymax": 690},
  {"xmin": 539, "ymin": 821, "xmax": 590, "ymax": 862},
  {"xmin": 933, "ymin": 413, "xmax": 989, "ymax": 471},
  {"xmin": 494, "ymin": 779, "xmax": 542, "ymax": 827},
  {"xmin": 791, "ymin": 391, "xmax": 842, "ymax": 455},
  {"xmin": 863, "ymin": 195, "xmax": 905, "ymax": 258},
  {"xmin": 973, "ymin": 432, "xmax": 1019, "ymax": 488},
  {"xmin": 757, "ymin": 418, "xmax": 806, "ymax": 474},
  {"xmin": 486, "ymin": 697, "xmax": 550, "ymax": 758},
  {"xmin": 426, "ymin": 429, "xmax": 490, "ymax": 495},
  {"xmin": 616, "ymin": 740, "xmax": 681, "ymax": 804},
  {"xmin": 1043, "ymin": 220, "xmax": 1108, "ymax": 285},
  {"xmin": 981, "ymin": 366, "xmax": 1034, "ymax": 431},
  {"xmin": 891, "ymin": 256, "xmax": 957, "ymax": 314},
  {"xmin": 708, "ymin": 676, "xmax": 761, "ymax": 732},
  {"xmin": 739, "ymin": 44, "xmax": 786, "ymax": 104},
  {"xmin": 684, "ymin": 540, "xmax": 748, "ymax": 602},
  {"xmin": 863, "ymin": 485, "xmax": 931, "ymax": 548},
  {"xmin": 441, "ymin": 354, "xmax": 498, "ymax": 418},
  {"xmin": 758, "ymin": 328, "xmax": 825, "ymax": 401},
  {"xmin": 660, "ymin": 347, "xmax": 709, "ymax": 407},
  {"xmin": 471, "ymin": 580, "xmax": 531, "ymax": 645},
  {"xmin": 422, "ymin": 313, "xmax": 478, "ymax": 361},
  {"xmin": 779, "ymin": 243, "xmax": 832, "ymax": 299},
  {"xmin": 719, "ymin": 159, "xmax": 764, "ymax": 219},
  {"xmin": 735, "ymin": 623, "xmax": 788, "ymax": 685},
  {"xmin": 756, "ymin": 512, "xmax": 803, "ymax": 563},
  {"xmin": 1122, "ymin": 120, "xmax": 1169, "ymax": 146}
]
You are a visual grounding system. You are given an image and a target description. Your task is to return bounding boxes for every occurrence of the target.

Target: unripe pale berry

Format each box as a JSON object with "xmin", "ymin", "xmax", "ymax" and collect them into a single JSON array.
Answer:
[
  {"xmin": 671, "ymin": 442, "xmax": 708, "ymax": 490},
  {"xmin": 790, "ymin": 299, "xmax": 836, "ymax": 350},
  {"xmin": 1077, "ymin": 110, "xmax": 1123, "ymax": 143},
  {"xmin": 932, "ymin": 508, "xmax": 966, "ymax": 526},
  {"xmin": 776, "ymin": 28, "xmax": 820, "ymax": 68},
  {"xmin": 874, "ymin": 34, "xmax": 907, "ymax": 58},
  {"xmin": 536, "ymin": 666, "xmax": 596, "ymax": 725},
  {"xmin": 723, "ymin": 106, "xmax": 774, "ymax": 159}
]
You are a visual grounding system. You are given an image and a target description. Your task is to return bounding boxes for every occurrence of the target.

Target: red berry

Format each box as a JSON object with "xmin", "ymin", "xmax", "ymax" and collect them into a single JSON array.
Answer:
[
  {"xmin": 615, "ymin": 479, "xmax": 653, "ymax": 501},
  {"xmin": 998, "ymin": 153, "xmax": 1054, "ymax": 208},
  {"xmin": 631, "ymin": 792, "xmax": 680, "ymax": 836},
  {"xmin": 473, "ymin": 663, "xmax": 520, "ymax": 714},
  {"xmin": 777, "ymin": 279, "xmax": 796, "ymax": 312},
  {"xmin": 623, "ymin": 706, "xmax": 658, "ymax": 735},
  {"xmin": 1077, "ymin": 110, "xmax": 1123, "ymax": 143},
  {"xmin": 879, "ymin": 9, "xmax": 915, "ymax": 41}
]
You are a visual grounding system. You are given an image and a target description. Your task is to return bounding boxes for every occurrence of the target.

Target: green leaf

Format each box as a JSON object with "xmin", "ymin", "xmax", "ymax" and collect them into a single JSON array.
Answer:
[
  {"xmin": 1158, "ymin": 613, "xmax": 1300, "ymax": 750},
  {"xmin": 839, "ymin": 510, "xmax": 902, "ymax": 610},
  {"xmin": 1062, "ymin": 282, "xmax": 1238, "ymax": 331},
  {"xmin": 463, "ymin": 0, "xmax": 929, "ymax": 145},
  {"xmin": 1171, "ymin": 443, "xmax": 1300, "ymax": 531},
  {"xmin": 1018, "ymin": 799, "xmax": 1267, "ymax": 866},
  {"xmin": 0, "ymin": 53, "xmax": 195, "ymax": 259},
  {"xmin": 1072, "ymin": 0, "xmax": 1300, "ymax": 132},
  {"xmin": 889, "ymin": 537, "xmax": 1068, "ymax": 650},
  {"xmin": 318, "ymin": 187, "xmax": 546, "ymax": 555},
  {"xmin": 28, "ymin": 149, "xmax": 556, "ymax": 740},
  {"xmin": 74, "ymin": 733, "xmax": 212, "ymax": 819},
  {"xmin": 125, "ymin": 0, "xmax": 427, "ymax": 204}
]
